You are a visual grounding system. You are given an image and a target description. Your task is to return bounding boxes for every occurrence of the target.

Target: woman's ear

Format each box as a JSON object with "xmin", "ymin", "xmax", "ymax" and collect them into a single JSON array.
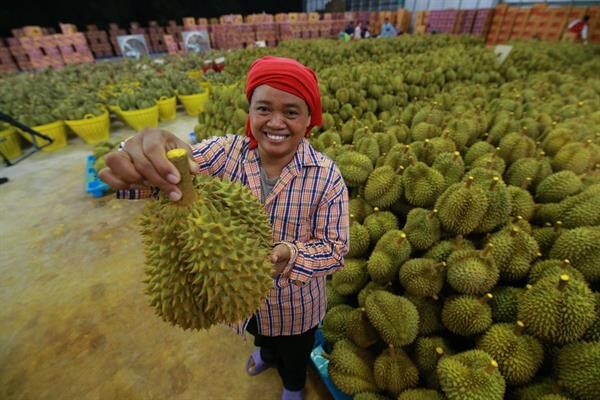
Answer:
[{"xmin": 305, "ymin": 114, "xmax": 311, "ymax": 130}]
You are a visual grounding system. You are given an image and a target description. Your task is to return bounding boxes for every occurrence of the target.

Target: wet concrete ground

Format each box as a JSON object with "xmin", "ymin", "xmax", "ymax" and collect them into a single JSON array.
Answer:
[{"xmin": 0, "ymin": 113, "xmax": 332, "ymax": 400}]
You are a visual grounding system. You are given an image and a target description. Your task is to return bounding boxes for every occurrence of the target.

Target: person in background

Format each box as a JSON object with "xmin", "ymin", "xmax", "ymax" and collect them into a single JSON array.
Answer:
[
  {"xmin": 362, "ymin": 22, "xmax": 371, "ymax": 39},
  {"xmin": 378, "ymin": 17, "xmax": 398, "ymax": 38},
  {"xmin": 353, "ymin": 22, "xmax": 362, "ymax": 40},
  {"xmin": 99, "ymin": 56, "xmax": 349, "ymax": 400},
  {"xmin": 565, "ymin": 15, "xmax": 590, "ymax": 44},
  {"xmin": 344, "ymin": 21, "xmax": 354, "ymax": 36}
]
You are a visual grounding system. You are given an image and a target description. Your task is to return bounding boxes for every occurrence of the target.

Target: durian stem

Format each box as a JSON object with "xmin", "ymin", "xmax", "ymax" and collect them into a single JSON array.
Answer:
[
  {"xmin": 485, "ymin": 360, "xmax": 498, "ymax": 374},
  {"xmin": 435, "ymin": 347, "xmax": 445, "ymax": 359},
  {"xmin": 465, "ymin": 176, "xmax": 475, "ymax": 188},
  {"xmin": 480, "ymin": 293, "xmax": 493, "ymax": 304},
  {"xmin": 554, "ymin": 221, "xmax": 563, "ymax": 232},
  {"xmin": 558, "ymin": 274, "xmax": 570, "ymax": 291},
  {"xmin": 510, "ymin": 227, "xmax": 520, "ymax": 237},
  {"xmin": 389, "ymin": 344, "xmax": 396, "ymax": 358},
  {"xmin": 514, "ymin": 320, "xmax": 525, "ymax": 335},
  {"xmin": 167, "ymin": 148, "xmax": 197, "ymax": 206},
  {"xmin": 490, "ymin": 177, "xmax": 500, "ymax": 191},
  {"xmin": 521, "ymin": 177, "xmax": 533, "ymax": 190},
  {"xmin": 560, "ymin": 259, "xmax": 571, "ymax": 269},
  {"xmin": 481, "ymin": 243, "xmax": 493, "ymax": 257},
  {"xmin": 428, "ymin": 209, "xmax": 438, "ymax": 219}
]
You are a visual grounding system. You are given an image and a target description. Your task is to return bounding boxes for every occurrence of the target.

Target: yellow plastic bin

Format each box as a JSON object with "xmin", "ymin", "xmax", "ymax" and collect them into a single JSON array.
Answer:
[
  {"xmin": 0, "ymin": 127, "xmax": 22, "ymax": 160},
  {"xmin": 20, "ymin": 120, "xmax": 68, "ymax": 152},
  {"xmin": 120, "ymin": 105, "xmax": 159, "ymax": 132},
  {"xmin": 157, "ymin": 96, "xmax": 177, "ymax": 122},
  {"xmin": 200, "ymin": 81, "xmax": 212, "ymax": 94},
  {"xmin": 108, "ymin": 104, "xmax": 123, "ymax": 120},
  {"xmin": 65, "ymin": 111, "xmax": 111, "ymax": 144},
  {"xmin": 178, "ymin": 92, "xmax": 209, "ymax": 116}
]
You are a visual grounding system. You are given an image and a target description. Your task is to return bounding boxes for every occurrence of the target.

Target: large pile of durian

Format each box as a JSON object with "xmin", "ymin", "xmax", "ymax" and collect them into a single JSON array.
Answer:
[{"xmin": 193, "ymin": 37, "xmax": 600, "ymax": 400}]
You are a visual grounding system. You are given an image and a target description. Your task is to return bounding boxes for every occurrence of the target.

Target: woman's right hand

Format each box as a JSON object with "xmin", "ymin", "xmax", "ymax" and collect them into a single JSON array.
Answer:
[{"xmin": 99, "ymin": 128, "xmax": 199, "ymax": 201}]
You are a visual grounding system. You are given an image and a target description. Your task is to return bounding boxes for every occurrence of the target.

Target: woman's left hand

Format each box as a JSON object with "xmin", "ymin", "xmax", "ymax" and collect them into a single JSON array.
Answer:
[{"xmin": 270, "ymin": 243, "xmax": 291, "ymax": 278}]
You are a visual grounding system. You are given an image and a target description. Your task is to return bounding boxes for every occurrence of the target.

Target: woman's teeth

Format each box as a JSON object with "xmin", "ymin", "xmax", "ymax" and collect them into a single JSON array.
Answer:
[{"xmin": 265, "ymin": 133, "xmax": 289, "ymax": 142}]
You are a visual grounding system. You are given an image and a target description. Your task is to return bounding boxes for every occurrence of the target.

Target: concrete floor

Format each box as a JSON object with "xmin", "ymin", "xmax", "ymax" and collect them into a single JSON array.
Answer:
[{"xmin": 0, "ymin": 112, "xmax": 332, "ymax": 400}]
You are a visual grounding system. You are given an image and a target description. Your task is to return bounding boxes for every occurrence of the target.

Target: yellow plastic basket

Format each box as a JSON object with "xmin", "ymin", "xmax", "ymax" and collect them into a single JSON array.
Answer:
[
  {"xmin": 20, "ymin": 120, "xmax": 68, "ymax": 152},
  {"xmin": 65, "ymin": 110, "xmax": 111, "ymax": 144},
  {"xmin": 178, "ymin": 92, "xmax": 209, "ymax": 116},
  {"xmin": 120, "ymin": 105, "xmax": 159, "ymax": 132},
  {"xmin": 108, "ymin": 104, "xmax": 123, "ymax": 119},
  {"xmin": 157, "ymin": 96, "xmax": 177, "ymax": 121},
  {"xmin": 200, "ymin": 81, "xmax": 212, "ymax": 94},
  {"xmin": 0, "ymin": 127, "xmax": 22, "ymax": 160}
]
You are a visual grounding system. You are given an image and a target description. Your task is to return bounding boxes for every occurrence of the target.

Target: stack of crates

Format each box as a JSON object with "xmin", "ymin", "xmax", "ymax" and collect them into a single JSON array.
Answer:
[
  {"xmin": 509, "ymin": 7, "xmax": 532, "ymax": 40},
  {"xmin": 165, "ymin": 20, "xmax": 183, "ymax": 49},
  {"xmin": 108, "ymin": 23, "xmax": 127, "ymax": 56},
  {"xmin": 414, "ymin": 11, "xmax": 429, "ymax": 34},
  {"xmin": 7, "ymin": 37, "xmax": 31, "ymax": 71},
  {"xmin": 0, "ymin": 39, "xmax": 18, "ymax": 73},
  {"xmin": 255, "ymin": 23, "xmax": 278, "ymax": 46},
  {"xmin": 85, "ymin": 27, "xmax": 113, "ymax": 58},
  {"xmin": 163, "ymin": 34, "xmax": 183, "ymax": 55},
  {"xmin": 427, "ymin": 10, "xmax": 460, "ymax": 34},
  {"xmin": 472, "ymin": 9, "xmax": 494, "ymax": 37},
  {"xmin": 589, "ymin": 6, "xmax": 600, "ymax": 43},
  {"xmin": 396, "ymin": 9, "xmax": 411, "ymax": 34},
  {"xmin": 148, "ymin": 21, "xmax": 166, "ymax": 53},
  {"xmin": 55, "ymin": 33, "xmax": 94, "ymax": 65},
  {"xmin": 486, "ymin": 4, "xmax": 511, "ymax": 44},
  {"xmin": 459, "ymin": 10, "xmax": 478, "ymax": 34},
  {"xmin": 19, "ymin": 35, "xmax": 64, "ymax": 70}
]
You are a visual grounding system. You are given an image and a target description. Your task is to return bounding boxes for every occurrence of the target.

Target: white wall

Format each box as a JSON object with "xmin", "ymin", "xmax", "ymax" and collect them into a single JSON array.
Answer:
[{"xmin": 404, "ymin": 0, "xmax": 499, "ymax": 12}]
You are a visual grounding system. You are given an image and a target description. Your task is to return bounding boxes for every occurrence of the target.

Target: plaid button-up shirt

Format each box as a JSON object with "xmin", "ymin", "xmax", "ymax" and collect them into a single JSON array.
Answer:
[{"xmin": 119, "ymin": 134, "xmax": 349, "ymax": 336}]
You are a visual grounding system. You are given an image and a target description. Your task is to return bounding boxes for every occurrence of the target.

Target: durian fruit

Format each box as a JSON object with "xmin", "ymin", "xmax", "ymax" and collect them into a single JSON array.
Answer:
[
  {"xmin": 349, "ymin": 195, "xmax": 374, "ymax": 223},
  {"xmin": 504, "ymin": 153, "xmax": 552, "ymax": 189},
  {"xmin": 321, "ymin": 304, "xmax": 353, "ymax": 345},
  {"xmin": 399, "ymin": 258, "xmax": 446, "ymax": 298},
  {"xmin": 582, "ymin": 292, "xmax": 600, "ymax": 342},
  {"xmin": 365, "ymin": 290, "xmax": 419, "ymax": 347},
  {"xmin": 425, "ymin": 235, "xmax": 475, "ymax": 262},
  {"xmin": 441, "ymin": 294, "xmax": 494, "ymax": 336},
  {"xmin": 403, "ymin": 208, "xmax": 442, "ymax": 250},
  {"xmin": 356, "ymin": 135, "xmax": 382, "ymax": 164},
  {"xmin": 384, "ymin": 143, "xmax": 415, "ymax": 172},
  {"xmin": 437, "ymin": 349, "xmax": 506, "ymax": 400},
  {"xmin": 512, "ymin": 377, "xmax": 569, "ymax": 400},
  {"xmin": 491, "ymin": 286, "xmax": 523, "ymax": 323},
  {"xmin": 331, "ymin": 258, "xmax": 369, "ymax": 296},
  {"xmin": 354, "ymin": 393, "xmax": 392, "ymax": 400},
  {"xmin": 336, "ymin": 151, "xmax": 374, "ymax": 187},
  {"xmin": 374, "ymin": 345, "xmax": 419, "ymax": 395},
  {"xmin": 552, "ymin": 140, "xmax": 598, "ymax": 174},
  {"xmin": 486, "ymin": 225, "xmax": 540, "ymax": 281},
  {"xmin": 435, "ymin": 176, "xmax": 489, "ymax": 236},
  {"xmin": 367, "ymin": 229, "xmax": 411, "ymax": 285},
  {"xmin": 141, "ymin": 149, "xmax": 273, "ymax": 330},
  {"xmin": 471, "ymin": 176, "xmax": 512, "ymax": 233},
  {"xmin": 549, "ymin": 226, "xmax": 600, "ymax": 282},
  {"xmin": 535, "ymin": 170, "xmax": 583, "ymax": 203},
  {"xmin": 403, "ymin": 160, "xmax": 446, "ymax": 207},
  {"xmin": 517, "ymin": 274, "xmax": 596, "ymax": 344},
  {"xmin": 326, "ymin": 281, "xmax": 348, "ymax": 310},
  {"xmin": 465, "ymin": 141, "xmax": 495, "ymax": 165},
  {"xmin": 346, "ymin": 307, "xmax": 379, "ymax": 348},
  {"xmin": 348, "ymin": 215, "xmax": 371, "ymax": 258},
  {"xmin": 507, "ymin": 182, "xmax": 536, "ymax": 221},
  {"xmin": 446, "ymin": 245, "xmax": 499, "ymax": 295},
  {"xmin": 532, "ymin": 221, "xmax": 564, "ymax": 256},
  {"xmin": 414, "ymin": 337, "xmax": 453, "ymax": 388},
  {"xmin": 406, "ymin": 294, "xmax": 444, "ymax": 335},
  {"xmin": 553, "ymin": 184, "xmax": 600, "ymax": 228},
  {"xmin": 398, "ymin": 389, "xmax": 445, "ymax": 400},
  {"xmin": 477, "ymin": 321, "xmax": 544, "ymax": 385},
  {"xmin": 556, "ymin": 341, "xmax": 600, "ymax": 400},
  {"xmin": 363, "ymin": 165, "xmax": 403, "ymax": 208},
  {"xmin": 498, "ymin": 132, "xmax": 537, "ymax": 164},
  {"xmin": 328, "ymin": 339, "xmax": 378, "ymax": 395},
  {"xmin": 432, "ymin": 151, "xmax": 465, "ymax": 189},
  {"xmin": 363, "ymin": 208, "xmax": 399, "ymax": 243},
  {"xmin": 471, "ymin": 148, "xmax": 506, "ymax": 175},
  {"xmin": 358, "ymin": 281, "xmax": 390, "ymax": 307},
  {"xmin": 527, "ymin": 259, "xmax": 584, "ymax": 284}
]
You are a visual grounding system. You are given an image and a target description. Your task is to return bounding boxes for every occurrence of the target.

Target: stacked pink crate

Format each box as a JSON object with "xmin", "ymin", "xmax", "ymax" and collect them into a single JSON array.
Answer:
[
  {"xmin": 427, "ymin": 10, "xmax": 459, "ymax": 34},
  {"xmin": 7, "ymin": 37, "xmax": 31, "ymax": 71},
  {"xmin": 55, "ymin": 33, "xmax": 94, "ymax": 64},
  {"xmin": 19, "ymin": 36, "xmax": 64, "ymax": 70},
  {"xmin": 0, "ymin": 39, "xmax": 18, "ymax": 73},
  {"xmin": 460, "ymin": 10, "xmax": 477, "ymax": 34},
  {"xmin": 472, "ymin": 9, "xmax": 494, "ymax": 36}
]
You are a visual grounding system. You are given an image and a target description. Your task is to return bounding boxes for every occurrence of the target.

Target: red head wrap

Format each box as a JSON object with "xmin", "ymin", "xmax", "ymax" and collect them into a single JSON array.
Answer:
[{"xmin": 245, "ymin": 56, "xmax": 322, "ymax": 149}]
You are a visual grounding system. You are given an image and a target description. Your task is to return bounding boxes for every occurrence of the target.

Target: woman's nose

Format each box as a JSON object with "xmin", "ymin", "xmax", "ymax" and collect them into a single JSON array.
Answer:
[{"xmin": 266, "ymin": 113, "xmax": 285, "ymax": 129}]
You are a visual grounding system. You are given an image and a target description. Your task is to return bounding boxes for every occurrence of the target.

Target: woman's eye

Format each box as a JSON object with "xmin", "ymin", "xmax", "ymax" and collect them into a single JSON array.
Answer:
[
  {"xmin": 256, "ymin": 106, "xmax": 269, "ymax": 112},
  {"xmin": 286, "ymin": 110, "xmax": 298, "ymax": 117}
]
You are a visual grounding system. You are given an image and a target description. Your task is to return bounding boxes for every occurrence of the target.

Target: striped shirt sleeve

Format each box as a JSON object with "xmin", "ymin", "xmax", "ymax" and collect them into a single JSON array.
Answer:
[{"xmin": 287, "ymin": 169, "xmax": 349, "ymax": 284}]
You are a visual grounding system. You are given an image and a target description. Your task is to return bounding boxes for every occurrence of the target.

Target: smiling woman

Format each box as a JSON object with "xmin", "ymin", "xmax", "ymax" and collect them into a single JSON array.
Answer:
[{"xmin": 98, "ymin": 56, "xmax": 349, "ymax": 400}]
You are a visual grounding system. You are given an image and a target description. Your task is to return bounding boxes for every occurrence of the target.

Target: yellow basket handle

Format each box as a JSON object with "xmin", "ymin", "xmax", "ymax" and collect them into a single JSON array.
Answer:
[
  {"xmin": 84, "ymin": 114, "xmax": 96, "ymax": 119},
  {"xmin": 159, "ymin": 96, "xmax": 169, "ymax": 101}
]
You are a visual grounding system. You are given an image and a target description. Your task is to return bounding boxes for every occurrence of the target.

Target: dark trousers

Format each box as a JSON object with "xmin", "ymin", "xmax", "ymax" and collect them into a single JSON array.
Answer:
[{"xmin": 246, "ymin": 316, "xmax": 318, "ymax": 391}]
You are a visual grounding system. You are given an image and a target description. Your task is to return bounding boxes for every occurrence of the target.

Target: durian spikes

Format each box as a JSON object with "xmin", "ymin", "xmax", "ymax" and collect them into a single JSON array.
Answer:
[
  {"xmin": 558, "ymin": 274, "xmax": 570, "ymax": 291},
  {"xmin": 480, "ymin": 293, "xmax": 494, "ymax": 304},
  {"xmin": 514, "ymin": 320, "xmax": 525, "ymax": 335},
  {"xmin": 485, "ymin": 359, "xmax": 499, "ymax": 374},
  {"xmin": 167, "ymin": 148, "xmax": 197, "ymax": 206}
]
